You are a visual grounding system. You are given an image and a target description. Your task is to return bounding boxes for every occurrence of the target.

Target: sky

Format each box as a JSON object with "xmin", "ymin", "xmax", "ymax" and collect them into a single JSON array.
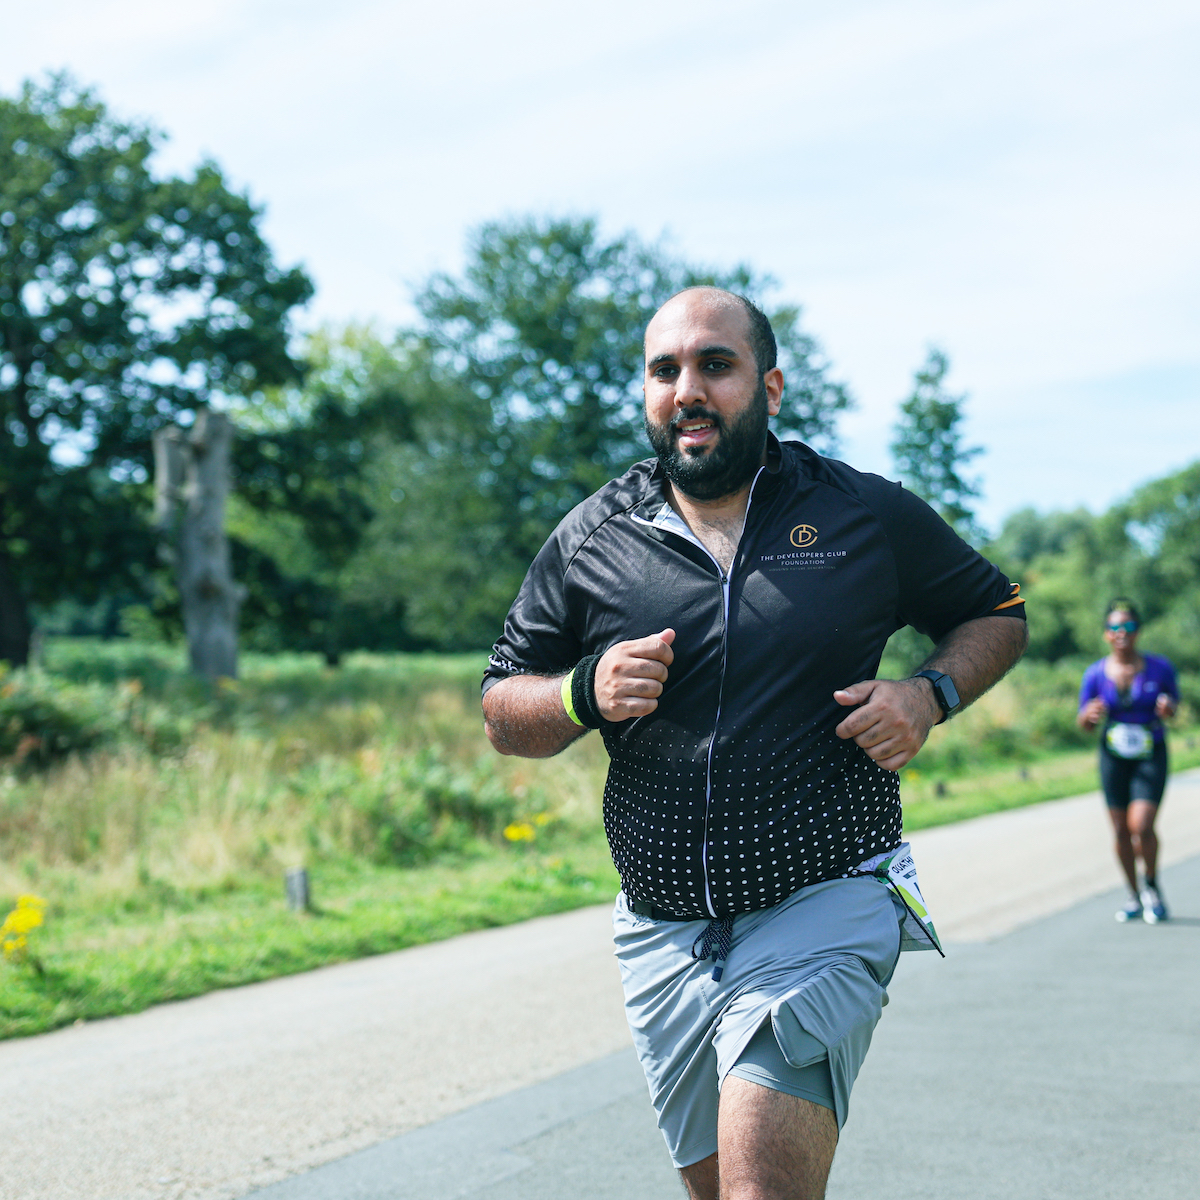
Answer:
[{"xmin": 3, "ymin": 0, "xmax": 1197, "ymax": 530}]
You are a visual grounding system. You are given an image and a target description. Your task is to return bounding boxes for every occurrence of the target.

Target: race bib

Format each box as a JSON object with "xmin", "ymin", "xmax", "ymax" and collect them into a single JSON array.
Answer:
[
  {"xmin": 1106, "ymin": 722, "xmax": 1153, "ymax": 760},
  {"xmin": 852, "ymin": 842, "xmax": 943, "ymax": 955}
]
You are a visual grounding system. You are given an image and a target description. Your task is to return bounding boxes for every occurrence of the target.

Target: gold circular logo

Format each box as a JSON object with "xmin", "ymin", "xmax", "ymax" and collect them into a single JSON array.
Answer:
[{"xmin": 789, "ymin": 524, "xmax": 818, "ymax": 548}]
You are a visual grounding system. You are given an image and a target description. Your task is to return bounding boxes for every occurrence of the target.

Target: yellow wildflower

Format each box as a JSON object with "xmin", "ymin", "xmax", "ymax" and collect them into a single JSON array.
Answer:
[
  {"xmin": 503, "ymin": 822, "xmax": 536, "ymax": 843},
  {"xmin": 1, "ymin": 895, "xmax": 45, "ymax": 962}
]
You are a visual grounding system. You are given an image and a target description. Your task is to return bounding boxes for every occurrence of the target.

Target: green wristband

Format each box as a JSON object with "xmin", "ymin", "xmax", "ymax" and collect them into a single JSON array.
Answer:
[{"xmin": 561, "ymin": 669, "xmax": 585, "ymax": 727}]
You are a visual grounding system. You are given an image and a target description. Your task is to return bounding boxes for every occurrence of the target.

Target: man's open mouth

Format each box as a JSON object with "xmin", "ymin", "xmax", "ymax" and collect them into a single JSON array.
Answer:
[{"xmin": 673, "ymin": 415, "xmax": 720, "ymax": 449}]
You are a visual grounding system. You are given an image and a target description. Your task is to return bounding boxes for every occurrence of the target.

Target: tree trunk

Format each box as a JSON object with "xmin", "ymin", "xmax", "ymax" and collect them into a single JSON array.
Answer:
[
  {"xmin": 154, "ymin": 410, "xmax": 243, "ymax": 680},
  {"xmin": 0, "ymin": 549, "xmax": 32, "ymax": 668}
]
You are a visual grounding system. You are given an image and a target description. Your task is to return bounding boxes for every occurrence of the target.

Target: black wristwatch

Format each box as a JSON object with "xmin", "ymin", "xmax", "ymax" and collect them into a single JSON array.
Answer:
[{"xmin": 912, "ymin": 669, "xmax": 961, "ymax": 724}]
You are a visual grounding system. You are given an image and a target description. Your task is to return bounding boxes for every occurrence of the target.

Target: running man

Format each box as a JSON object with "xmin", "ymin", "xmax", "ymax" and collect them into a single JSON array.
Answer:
[{"xmin": 482, "ymin": 287, "xmax": 1028, "ymax": 1200}]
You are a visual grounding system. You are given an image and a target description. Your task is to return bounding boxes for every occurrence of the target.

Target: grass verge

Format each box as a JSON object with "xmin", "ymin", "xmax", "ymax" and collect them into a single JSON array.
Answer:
[
  {"xmin": 0, "ymin": 840, "xmax": 619, "ymax": 1039},
  {"xmin": 902, "ymin": 737, "xmax": 1200, "ymax": 829},
  {"xmin": 3, "ymin": 641, "xmax": 1197, "ymax": 1040}
]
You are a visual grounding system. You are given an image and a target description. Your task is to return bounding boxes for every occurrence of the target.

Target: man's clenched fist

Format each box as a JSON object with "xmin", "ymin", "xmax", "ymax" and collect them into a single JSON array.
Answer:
[{"xmin": 595, "ymin": 629, "xmax": 676, "ymax": 722}]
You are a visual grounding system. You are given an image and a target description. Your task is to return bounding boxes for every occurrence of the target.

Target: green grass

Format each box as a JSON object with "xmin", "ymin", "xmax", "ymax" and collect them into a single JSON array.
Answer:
[
  {"xmin": 902, "ymin": 736, "xmax": 1200, "ymax": 830},
  {"xmin": 1, "ymin": 841, "xmax": 620, "ymax": 1039},
  {"xmin": 2, "ymin": 640, "xmax": 1197, "ymax": 1040}
]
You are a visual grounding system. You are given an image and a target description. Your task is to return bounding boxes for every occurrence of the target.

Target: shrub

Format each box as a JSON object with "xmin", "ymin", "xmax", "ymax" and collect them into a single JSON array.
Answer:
[
  {"xmin": 0, "ymin": 671, "xmax": 112, "ymax": 769},
  {"xmin": 351, "ymin": 748, "xmax": 531, "ymax": 865}
]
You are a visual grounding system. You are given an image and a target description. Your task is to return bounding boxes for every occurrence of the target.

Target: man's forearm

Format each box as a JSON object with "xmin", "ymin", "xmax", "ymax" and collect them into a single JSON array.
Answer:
[
  {"xmin": 482, "ymin": 674, "xmax": 587, "ymax": 758},
  {"xmin": 919, "ymin": 615, "xmax": 1029, "ymax": 711}
]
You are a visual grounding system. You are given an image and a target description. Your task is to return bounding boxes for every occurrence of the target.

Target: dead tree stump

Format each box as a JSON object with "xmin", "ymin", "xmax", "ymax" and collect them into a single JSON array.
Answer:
[{"xmin": 153, "ymin": 409, "xmax": 244, "ymax": 680}]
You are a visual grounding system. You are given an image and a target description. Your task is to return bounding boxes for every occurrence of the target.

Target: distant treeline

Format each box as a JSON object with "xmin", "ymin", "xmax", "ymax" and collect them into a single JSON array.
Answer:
[
  {"xmin": 984, "ymin": 465, "xmax": 1200, "ymax": 671},
  {"xmin": 5, "ymin": 77, "xmax": 1197, "ymax": 674}
]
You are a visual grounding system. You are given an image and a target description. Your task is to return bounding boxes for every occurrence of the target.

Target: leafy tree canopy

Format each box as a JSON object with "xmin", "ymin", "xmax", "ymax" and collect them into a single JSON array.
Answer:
[
  {"xmin": 228, "ymin": 325, "xmax": 415, "ymax": 662},
  {"xmin": 891, "ymin": 348, "xmax": 982, "ymax": 541},
  {"xmin": 0, "ymin": 74, "xmax": 312, "ymax": 664},
  {"xmin": 350, "ymin": 216, "xmax": 854, "ymax": 649},
  {"xmin": 986, "ymin": 461, "xmax": 1200, "ymax": 670}
]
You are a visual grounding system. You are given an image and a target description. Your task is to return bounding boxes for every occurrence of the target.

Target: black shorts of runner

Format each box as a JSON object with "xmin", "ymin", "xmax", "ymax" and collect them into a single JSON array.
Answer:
[{"xmin": 1099, "ymin": 739, "xmax": 1168, "ymax": 809}]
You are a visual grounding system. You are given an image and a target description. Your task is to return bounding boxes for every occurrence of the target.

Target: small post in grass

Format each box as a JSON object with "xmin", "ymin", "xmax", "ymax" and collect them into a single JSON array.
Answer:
[{"xmin": 285, "ymin": 867, "xmax": 311, "ymax": 913}]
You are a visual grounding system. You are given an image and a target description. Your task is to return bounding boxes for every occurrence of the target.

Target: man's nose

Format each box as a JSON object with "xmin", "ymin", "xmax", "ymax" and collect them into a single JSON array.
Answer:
[{"xmin": 673, "ymin": 364, "xmax": 707, "ymax": 406}]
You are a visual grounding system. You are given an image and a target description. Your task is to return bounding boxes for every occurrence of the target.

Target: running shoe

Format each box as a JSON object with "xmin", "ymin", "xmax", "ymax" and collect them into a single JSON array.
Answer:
[
  {"xmin": 1115, "ymin": 898, "xmax": 1143, "ymax": 923},
  {"xmin": 1140, "ymin": 885, "xmax": 1168, "ymax": 924}
]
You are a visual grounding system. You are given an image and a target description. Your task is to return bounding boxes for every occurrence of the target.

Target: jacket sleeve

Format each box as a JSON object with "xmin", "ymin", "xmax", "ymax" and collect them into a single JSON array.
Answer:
[
  {"xmin": 481, "ymin": 525, "xmax": 584, "ymax": 698},
  {"xmin": 876, "ymin": 485, "xmax": 1025, "ymax": 644}
]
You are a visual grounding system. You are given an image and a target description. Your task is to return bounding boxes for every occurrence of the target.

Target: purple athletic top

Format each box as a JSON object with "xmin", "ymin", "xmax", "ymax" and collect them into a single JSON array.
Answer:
[{"xmin": 1079, "ymin": 653, "xmax": 1178, "ymax": 745}]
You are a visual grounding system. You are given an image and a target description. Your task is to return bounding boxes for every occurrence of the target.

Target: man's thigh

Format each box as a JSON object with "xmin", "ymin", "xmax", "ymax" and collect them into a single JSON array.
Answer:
[
  {"xmin": 678, "ymin": 1077, "xmax": 838, "ymax": 1200},
  {"xmin": 614, "ymin": 877, "xmax": 901, "ymax": 1168}
]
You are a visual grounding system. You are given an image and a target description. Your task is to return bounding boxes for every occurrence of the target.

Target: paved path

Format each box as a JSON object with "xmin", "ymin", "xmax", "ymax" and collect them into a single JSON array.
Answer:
[
  {"xmin": 2, "ymin": 770, "xmax": 1199, "ymax": 1200},
  {"xmin": 247, "ymin": 852, "xmax": 1200, "ymax": 1200}
]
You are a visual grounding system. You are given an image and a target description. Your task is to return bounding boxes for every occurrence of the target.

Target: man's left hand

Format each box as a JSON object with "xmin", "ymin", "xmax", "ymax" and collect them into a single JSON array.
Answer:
[{"xmin": 833, "ymin": 678, "xmax": 941, "ymax": 772}]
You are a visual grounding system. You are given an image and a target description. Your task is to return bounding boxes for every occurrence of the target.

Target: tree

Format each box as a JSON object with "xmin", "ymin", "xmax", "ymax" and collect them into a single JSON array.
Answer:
[
  {"xmin": 349, "ymin": 216, "xmax": 854, "ymax": 649},
  {"xmin": 982, "ymin": 461, "xmax": 1200, "ymax": 670},
  {"xmin": 890, "ymin": 348, "xmax": 982, "ymax": 541},
  {"xmin": 228, "ymin": 325, "xmax": 414, "ymax": 664},
  {"xmin": 0, "ymin": 75, "xmax": 312, "ymax": 664},
  {"xmin": 153, "ymin": 409, "xmax": 241, "ymax": 678},
  {"xmin": 1100, "ymin": 461, "xmax": 1200, "ymax": 671}
]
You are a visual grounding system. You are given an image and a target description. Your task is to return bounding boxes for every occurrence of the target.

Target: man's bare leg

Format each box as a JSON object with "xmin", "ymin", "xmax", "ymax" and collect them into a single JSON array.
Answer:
[
  {"xmin": 680, "ymin": 1151, "xmax": 720, "ymax": 1200},
  {"xmin": 678, "ymin": 1076, "xmax": 838, "ymax": 1200}
]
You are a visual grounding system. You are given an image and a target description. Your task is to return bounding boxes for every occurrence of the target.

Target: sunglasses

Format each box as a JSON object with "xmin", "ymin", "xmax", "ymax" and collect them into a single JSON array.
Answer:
[{"xmin": 1106, "ymin": 621, "xmax": 1138, "ymax": 633}]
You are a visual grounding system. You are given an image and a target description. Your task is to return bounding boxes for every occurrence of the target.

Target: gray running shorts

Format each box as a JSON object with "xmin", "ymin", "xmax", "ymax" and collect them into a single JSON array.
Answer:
[{"xmin": 613, "ymin": 876, "xmax": 904, "ymax": 1168}]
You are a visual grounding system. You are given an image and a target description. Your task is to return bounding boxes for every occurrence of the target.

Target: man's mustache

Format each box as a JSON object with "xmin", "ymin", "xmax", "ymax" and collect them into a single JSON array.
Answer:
[{"xmin": 669, "ymin": 407, "xmax": 724, "ymax": 431}]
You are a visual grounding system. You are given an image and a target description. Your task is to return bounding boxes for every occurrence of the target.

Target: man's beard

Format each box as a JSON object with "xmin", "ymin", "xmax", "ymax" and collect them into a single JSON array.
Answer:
[{"xmin": 644, "ymin": 379, "xmax": 770, "ymax": 502}]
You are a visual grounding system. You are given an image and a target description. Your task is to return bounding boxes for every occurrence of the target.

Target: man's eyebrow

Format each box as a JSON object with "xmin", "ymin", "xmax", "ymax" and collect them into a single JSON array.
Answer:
[{"xmin": 646, "ymin": 344, "xmax": 742, "ymax": 370}]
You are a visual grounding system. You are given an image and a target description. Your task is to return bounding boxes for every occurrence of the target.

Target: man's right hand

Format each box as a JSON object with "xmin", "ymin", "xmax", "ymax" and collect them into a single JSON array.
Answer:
[{"xmin": 594, "ymin": 629, "xmax": 676, "ymax": 721}]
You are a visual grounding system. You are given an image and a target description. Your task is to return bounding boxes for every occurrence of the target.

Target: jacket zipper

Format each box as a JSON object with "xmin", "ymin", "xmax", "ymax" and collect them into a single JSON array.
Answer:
[
  {"xmin": 698, "ymin": 467, "xmax": 767, "ymax": 918},
  {"xmin": 631, "ymin": 467, "xmax": 769, "ymax": 918}
]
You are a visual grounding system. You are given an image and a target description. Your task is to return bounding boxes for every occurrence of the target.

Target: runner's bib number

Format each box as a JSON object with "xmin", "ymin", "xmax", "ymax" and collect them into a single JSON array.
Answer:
[
  {"xmin": 852, "ymin": 842, "xmax": 943, "ymax": 956},
  {"xmin": 1106, "ymin": 722, "xmax": 1153, "ymax": 760}
]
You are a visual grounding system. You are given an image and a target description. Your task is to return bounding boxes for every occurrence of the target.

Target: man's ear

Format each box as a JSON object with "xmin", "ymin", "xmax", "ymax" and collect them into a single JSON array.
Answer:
[{"xmin": 765, "ymin": 367, "xmax": 784, "ymax": 417}]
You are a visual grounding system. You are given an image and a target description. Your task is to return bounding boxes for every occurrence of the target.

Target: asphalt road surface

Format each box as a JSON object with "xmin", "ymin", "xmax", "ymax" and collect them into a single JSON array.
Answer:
[
  {"xmin": 246, "ymin": 853, "xmax": 1200, "ymax": 1200},
  {"xmin": 3, "ymin": 770, "xmax": 1198, "ymax": 1200}
]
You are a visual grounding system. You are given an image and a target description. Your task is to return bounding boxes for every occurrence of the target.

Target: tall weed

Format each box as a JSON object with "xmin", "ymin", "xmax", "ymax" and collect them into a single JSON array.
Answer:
[{"xmin": 0, "ymin": 643, "xmax": 607, "ymax": 907}]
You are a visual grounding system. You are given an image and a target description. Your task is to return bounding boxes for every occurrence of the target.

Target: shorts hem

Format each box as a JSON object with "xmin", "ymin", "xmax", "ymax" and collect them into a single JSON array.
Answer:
[
  {"xmin": 671, "ymin": 1133, "xmax": 718, "ymax": 1170},
  {"xmin": 725, "ymin": 1063, "xmax": 836, "ymax": 1112}
]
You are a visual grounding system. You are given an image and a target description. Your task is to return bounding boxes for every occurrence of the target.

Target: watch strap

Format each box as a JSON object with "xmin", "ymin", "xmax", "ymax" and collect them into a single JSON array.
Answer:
[{"xmin": 913, "ymin": 669, "xmax": 959, "ymax": 723}]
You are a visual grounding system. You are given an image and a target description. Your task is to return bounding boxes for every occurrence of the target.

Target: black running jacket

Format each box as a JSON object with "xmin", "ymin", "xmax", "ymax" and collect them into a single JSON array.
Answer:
[{"xmin": 483, "ymin": 437, "xmax": 1024, "ymax": 919}]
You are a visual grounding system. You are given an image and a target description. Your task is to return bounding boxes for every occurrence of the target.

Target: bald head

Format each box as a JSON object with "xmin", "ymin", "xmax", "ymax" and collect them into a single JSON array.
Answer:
[{"xmin": 646, "ymin": 287, "xmax": 777, "ymax": 376}]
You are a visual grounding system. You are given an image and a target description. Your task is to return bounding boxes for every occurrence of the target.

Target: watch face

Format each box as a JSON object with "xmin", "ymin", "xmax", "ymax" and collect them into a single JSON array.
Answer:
[{"xmin": 918, "ymin": 670, "xmax": 959, "ymax": 714}]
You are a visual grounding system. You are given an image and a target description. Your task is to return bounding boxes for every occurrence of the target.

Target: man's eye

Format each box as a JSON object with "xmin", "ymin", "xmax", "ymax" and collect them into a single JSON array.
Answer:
[{"xmin": 703, "ymin": 360, "xmax": 729, "ymax": 372}]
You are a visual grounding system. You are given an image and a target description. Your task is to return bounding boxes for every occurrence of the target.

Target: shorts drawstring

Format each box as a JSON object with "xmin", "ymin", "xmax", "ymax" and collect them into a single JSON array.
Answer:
[{"xmin": 692, "ymin": 916, "xmax": 733, "ymax": 981}]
